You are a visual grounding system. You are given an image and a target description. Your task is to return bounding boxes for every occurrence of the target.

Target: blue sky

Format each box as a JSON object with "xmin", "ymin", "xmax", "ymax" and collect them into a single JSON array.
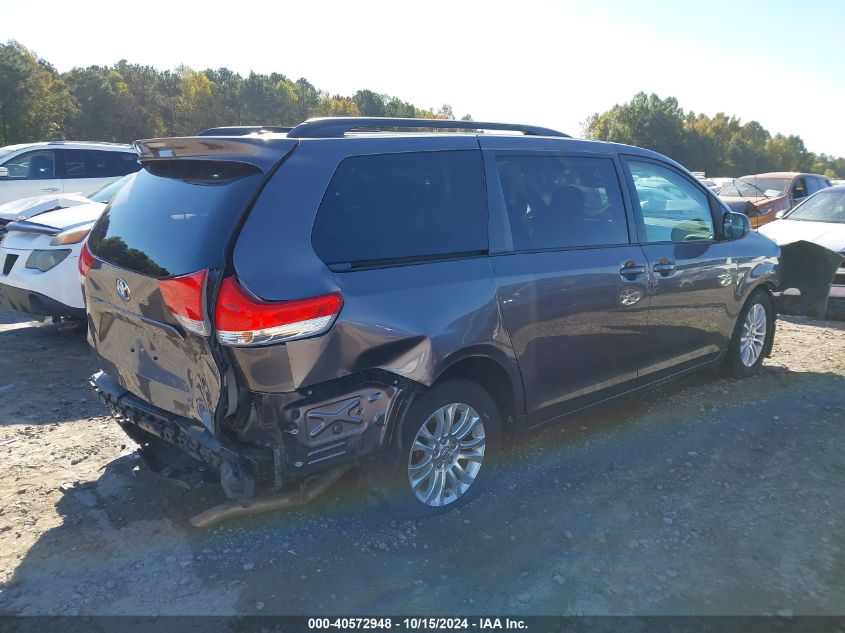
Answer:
[{"xmin": 2, "ymin": 0, "xmax": 844, "ymax": 158}]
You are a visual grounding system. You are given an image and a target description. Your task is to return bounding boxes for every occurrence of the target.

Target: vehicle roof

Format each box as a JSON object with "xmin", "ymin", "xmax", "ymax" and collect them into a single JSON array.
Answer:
[
  {"xmin": 137, "ymin": 130, "xmax": 695, "ymax": 179},
  {"xmin": 0, "ymin": 141, "xmax": 134, "ymax": 152}
]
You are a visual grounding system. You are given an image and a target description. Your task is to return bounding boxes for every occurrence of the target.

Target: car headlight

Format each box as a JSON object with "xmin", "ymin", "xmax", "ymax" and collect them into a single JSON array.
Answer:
[
  {"xmin": 25, "ymin": 249, "xmax": 72, "ymax": 272},
  {"xmin": 50, "ymin": 225, "xmax": 93, "ymax": 245}
]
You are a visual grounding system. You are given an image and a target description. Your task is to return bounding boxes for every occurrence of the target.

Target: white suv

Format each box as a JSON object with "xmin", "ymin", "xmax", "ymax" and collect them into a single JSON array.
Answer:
[{"xmin": 0, "ymin": 141, "xmax": 139, "ymax": 205}]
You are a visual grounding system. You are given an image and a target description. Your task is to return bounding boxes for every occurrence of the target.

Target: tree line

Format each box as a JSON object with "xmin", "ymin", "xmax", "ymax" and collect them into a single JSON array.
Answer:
[
  {"xmin": 2, "ymin": 40, "xmax": 842, "ymax": 178},
  {"xmin": 0, "ymin": 40, "xmax": 467, "ymax": 146},
  {"xmin": 585, "ymin": 92, "xmax": 844, "ymax": 178}
]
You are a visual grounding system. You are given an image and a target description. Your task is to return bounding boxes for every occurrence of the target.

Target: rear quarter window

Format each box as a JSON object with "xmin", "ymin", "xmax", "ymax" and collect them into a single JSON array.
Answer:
[
  {"xmin": 88, "ymin": 160, "xmax": 262, "ymax": 277},
  {"xmin": 311, "ymin": 150, "xmax": 487, "ymax": 267}
]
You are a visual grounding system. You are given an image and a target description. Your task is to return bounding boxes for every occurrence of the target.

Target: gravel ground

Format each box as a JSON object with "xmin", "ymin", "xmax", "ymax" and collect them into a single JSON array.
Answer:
[{"xmin": 0, "ymin": 308, "xmax": 843, "ymax": 616}]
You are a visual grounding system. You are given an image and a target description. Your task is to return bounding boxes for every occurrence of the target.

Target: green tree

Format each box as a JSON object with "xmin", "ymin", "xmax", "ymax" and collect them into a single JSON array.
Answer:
[
  {"xmin": 765, "ymin": 134, "xmax": 811, "ymax": 172},
  {"xmin": 352, "ymin": 90, "xmax": 386, "ymax": 117},
  {"xmin": 315, "ymin": 95, "xmax": 360, "ymax": 117},
  {"xmin": 173, "ymin": 67, "xmax": 215, "ymax": 135},
  {"xmin": 585, "ymin": 92, "xmax": 687, "ymax": 163},
  {"xmin": 0, "ymin": 41, "xmax": 73, "ymax": 144}
]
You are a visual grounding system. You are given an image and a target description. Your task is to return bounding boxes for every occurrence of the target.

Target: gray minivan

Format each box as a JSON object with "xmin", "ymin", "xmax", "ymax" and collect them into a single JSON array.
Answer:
[{"xmin": 82, "ymin": 118, "xmax": 781, "ymax": 517}]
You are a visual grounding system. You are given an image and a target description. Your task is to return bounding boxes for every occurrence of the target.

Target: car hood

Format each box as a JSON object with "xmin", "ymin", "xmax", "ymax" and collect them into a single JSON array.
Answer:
[
  {"xmin": 758, "ymin": 219, "xmax": 845, "ymax": 253},
  {"xmin": 16, "ymin": 201, "xmax": 106, "ymax": 230},
  {"xmin": 0, "ymin": 193, "xmax": 92, "ymax": 222}
]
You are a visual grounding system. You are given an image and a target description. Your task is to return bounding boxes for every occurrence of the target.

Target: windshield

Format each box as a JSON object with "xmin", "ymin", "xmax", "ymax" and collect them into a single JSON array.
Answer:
[
  {"xmin": 87, "ymin": 173, "xmax": 135, "ymax": 203},
  {"xmin": 786, "ymin": 190, "xmax": 845, "ymax": 223},
  {"xmin": 0, "ymin": 149, "xmax": 11, "ymax": 161},
  {"xmin": 719, "ymin": 177, "xmax": 790, "ymax": 198}
]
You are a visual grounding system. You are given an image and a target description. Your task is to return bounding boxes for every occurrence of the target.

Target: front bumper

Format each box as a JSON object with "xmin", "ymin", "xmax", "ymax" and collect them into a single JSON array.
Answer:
[
  {"xmin": 0, "ymin": 282, "xmax": 85, "ymax": 319},
  {"xmin": 90, "ymin": 371, "xmax": 273, "ymax": 500}
]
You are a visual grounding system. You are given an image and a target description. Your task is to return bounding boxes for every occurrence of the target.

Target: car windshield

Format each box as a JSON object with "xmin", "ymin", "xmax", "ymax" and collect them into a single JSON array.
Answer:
[
  {"xmin": 719, "ymin": 177, "xmax": 790, "ymax": 198},
  {"xmin": 87, "ymin": 173, "xmax": 135, "ymax": 203},
  {"xmin": 786, "ymin": 190, "xmax": 845, "ymax": 223},
  {"xmin": 0, "ymin": 149, "xmax": 11, "ymax": 161}
]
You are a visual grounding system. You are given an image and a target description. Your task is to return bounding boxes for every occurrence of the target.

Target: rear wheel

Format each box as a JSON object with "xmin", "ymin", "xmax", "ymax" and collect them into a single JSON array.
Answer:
[
  {"xmin": 386, "ymin": 380, "xmax": 501, "ymax": 518},
  {"xmin": 724, "ymin": 289, "xmax": 774, "ymax": 378}
]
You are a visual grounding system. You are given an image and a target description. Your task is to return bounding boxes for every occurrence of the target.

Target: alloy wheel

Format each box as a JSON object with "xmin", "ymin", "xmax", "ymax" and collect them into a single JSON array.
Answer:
[
  {"xmin": 740, "ymin": 303, "xmax": 767, "ymax": 367},
  {"xmin": 407, "ymin": 402, "xmax": 486, "ymax": 507}
]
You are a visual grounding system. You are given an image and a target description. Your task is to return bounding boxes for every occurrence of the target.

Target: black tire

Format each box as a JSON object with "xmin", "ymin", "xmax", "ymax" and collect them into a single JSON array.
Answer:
[
  {"xmin": 385, "ymin": 379, "xmax": 502, "ymax": 519},
  {"xmin": 724, "ymin": 289, "xmax": 774, "ymax": 378}
]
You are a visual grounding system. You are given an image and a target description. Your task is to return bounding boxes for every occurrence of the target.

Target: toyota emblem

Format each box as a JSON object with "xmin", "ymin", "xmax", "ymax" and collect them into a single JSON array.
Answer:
[{"xmin": 116, "ymin": 278, "xmax": 131, "ymax": 302}]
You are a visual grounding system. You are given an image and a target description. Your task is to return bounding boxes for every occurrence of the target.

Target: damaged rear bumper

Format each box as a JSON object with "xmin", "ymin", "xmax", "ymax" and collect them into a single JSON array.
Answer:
[
  {"xmin": 90, "ymin": 371, "xmax": 270, "ymax": 500},
  {"xmin": 90, "ymin": 369, "xmax": 416, "ymax": 501}
]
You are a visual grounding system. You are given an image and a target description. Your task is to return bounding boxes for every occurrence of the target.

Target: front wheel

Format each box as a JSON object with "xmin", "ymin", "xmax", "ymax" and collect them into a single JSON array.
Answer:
[
  {"xmin": 385, "ymin": 380, "xmax": 501, "ymax": 518},
  {"xmin": 724, "ymin": 289, "xmax": 774, "ymax": 378}
]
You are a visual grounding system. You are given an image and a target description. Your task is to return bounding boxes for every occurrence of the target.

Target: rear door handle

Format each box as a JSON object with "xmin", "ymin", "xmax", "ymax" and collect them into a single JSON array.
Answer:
[
  {"xmin": 40, "ymin": 187, "xmax": 59, "ymax": 193},
  {"xmin": 620, "ymin": 261, "xmax": 646, "ymax": 278},
  {"xmin": 652, "ymin": 260, "xmax": 676, "ymax": 275}
]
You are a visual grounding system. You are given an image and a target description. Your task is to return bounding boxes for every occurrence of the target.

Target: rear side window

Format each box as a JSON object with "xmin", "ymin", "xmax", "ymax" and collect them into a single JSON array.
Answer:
[
  {"xmin": 494, "ymin": 155, "xmax": 629, "ymax": 250},
  {"xmin": 312, "ymin": 150, "xmax": 487, "ymax": 267},
  {"xmin": 88, "ymin": 160, "xmax": 262, "ymax": 278},
  {"xmin": 64, "ymin": 150, "xmax": 140, "ymax": 179}
]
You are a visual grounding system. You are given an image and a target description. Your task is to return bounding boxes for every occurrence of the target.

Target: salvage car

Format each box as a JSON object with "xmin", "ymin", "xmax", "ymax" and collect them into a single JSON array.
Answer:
[
  {"xmin": 759, "ymin": 185, "xmax": 845, "ymax": 312},
  {"xmin": 0, "ymin": 174, "xmax": 135, "ymax": 319},
  {"xmin": 0, "ymin": 141, "xmax": 140, "ymax": 205},
  {"xmin": 82, "ymin": 118, "xmax": 781, "ymax": 519},
  {"xmin": 0, "ymin": 174, "xmax": 136, "ymax": 239},
  {"xmin": 718, "ymin": 172, "xmax": 832, "ymax": 229}
]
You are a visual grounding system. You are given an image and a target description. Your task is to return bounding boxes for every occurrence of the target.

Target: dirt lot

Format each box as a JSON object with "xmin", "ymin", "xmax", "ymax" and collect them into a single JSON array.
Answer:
[{"xmin": 0, "ymin": 307, "xmax": 844, "ymax": 616}]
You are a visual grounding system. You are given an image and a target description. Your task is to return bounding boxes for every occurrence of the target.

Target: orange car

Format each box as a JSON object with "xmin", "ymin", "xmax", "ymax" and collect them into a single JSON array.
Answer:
[{"xmin": 718, "ymin": 172, "xmax": 832, "ymax": 228}]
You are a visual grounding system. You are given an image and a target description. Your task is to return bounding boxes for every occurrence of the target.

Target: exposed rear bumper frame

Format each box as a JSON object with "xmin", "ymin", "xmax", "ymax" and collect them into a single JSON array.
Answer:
[{"xmin": 90, "ymin": 371, "xmax": 273, "ymax": 500}]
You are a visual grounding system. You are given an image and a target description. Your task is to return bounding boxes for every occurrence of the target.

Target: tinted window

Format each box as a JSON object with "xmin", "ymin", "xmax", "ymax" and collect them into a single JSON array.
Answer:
[
  {"xmin": 1, "ymin": 150, "xmax": 56, "ymax": 180},
  {"xmin": 312, "ymin": 151, "xmax": 486, "ymax": 266},
  {"xmin": 495, "ymin": 155, "xmax": 628, "ymax": 250},
  {"xmin": 64, "ymin": 150, "xmax": 140, "ymax": 179},
  {"xmin": 628, "ymin": 161, "xmax": 714, "ymax": 243},
  {"xmin": 88, "ymin": 161, "xmax": 262, "ymax": 278},
  {"xmin": 805, "ymin": 176, "xmax": 827, "ymax": 195}
]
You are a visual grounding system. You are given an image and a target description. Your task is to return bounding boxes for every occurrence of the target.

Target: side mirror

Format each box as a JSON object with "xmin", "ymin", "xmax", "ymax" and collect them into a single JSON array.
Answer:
[
  {"xmin": 775, "ymin": 210, "xmax": 786, "ymax": 219},
  {"xmin": 723, "ymin": 211, "xmax": 750, "ymax": 240},
  {"xmin": 0, "ymin": 167, "xmax": 8, "ymax": 179}
]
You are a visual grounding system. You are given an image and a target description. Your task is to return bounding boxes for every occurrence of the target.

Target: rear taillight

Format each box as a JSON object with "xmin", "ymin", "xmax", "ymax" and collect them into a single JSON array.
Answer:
[
  {"xmin": 159, "ymin": 269, "xmax": 210, "ymax": 336},
  {"xmin": 214, "ymin": 276, "xmax": 342, "ymax": 347},
  {"xmin": 78, "ymin": 241, "xmax": 95, "ymax": 278}
]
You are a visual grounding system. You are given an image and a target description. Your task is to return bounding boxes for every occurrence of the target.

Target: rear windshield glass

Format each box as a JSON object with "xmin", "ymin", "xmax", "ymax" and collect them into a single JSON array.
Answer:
[
  {"xmin": 88, "ymin": 160, "xmax": 261, "ymax": 278},
  {"xmin": 312, "ymin": 150, "xmax": 487, "ymax": 267}
]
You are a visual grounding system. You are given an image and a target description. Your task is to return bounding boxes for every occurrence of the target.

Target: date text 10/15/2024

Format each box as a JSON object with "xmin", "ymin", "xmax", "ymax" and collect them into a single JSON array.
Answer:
[{"xmin": 307, "ymin": 618, "xmax": 528, "ymax": 630}]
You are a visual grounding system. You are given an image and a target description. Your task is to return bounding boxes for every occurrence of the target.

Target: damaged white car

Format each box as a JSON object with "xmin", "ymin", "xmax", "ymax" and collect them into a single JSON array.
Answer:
[{"xmin": 0, "ymin": 174, "xmax": 135, "ymax": 319}]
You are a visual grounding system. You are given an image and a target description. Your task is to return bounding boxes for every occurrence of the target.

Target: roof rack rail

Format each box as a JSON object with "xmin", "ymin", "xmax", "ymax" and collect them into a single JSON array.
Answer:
[
  {"xmin": 197, "ymin": 126, "xmax": 293, "ymax": 136},
  {"xmin": 46, "ymin": 140, "xmax": 130, "ymax": 146},
  {"xmin": 286, "ymin": 117, "xmax": 569, "ymax": 139}
]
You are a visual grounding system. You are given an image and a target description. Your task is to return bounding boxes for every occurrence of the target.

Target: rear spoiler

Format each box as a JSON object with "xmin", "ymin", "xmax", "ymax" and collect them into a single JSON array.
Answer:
[
  {"xmin": 775, "ymin": 240, "xmax": 844, "ymax": 318},
  {"xmin": 133, "ymin": 136, "xmax": 298, "ymax": 171}
]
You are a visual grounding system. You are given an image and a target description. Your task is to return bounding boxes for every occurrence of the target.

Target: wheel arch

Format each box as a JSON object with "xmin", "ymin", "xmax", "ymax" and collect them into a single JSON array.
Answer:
[{"xmin": 431, "ymin": 349, "xmax": 525, "ymax": 433}]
